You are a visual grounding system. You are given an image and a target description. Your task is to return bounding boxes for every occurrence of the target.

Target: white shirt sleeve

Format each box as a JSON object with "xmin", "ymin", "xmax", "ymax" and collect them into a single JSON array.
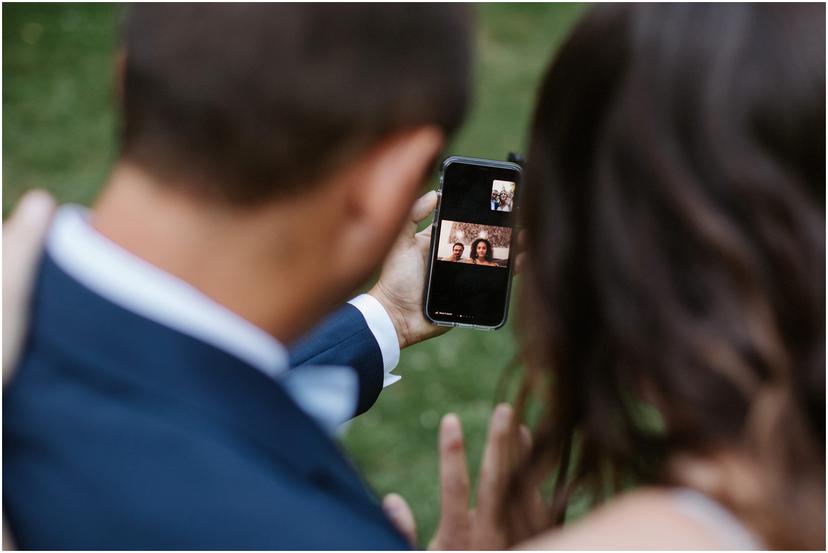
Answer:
[{"xmin": 347, "ymin": 294, "xmax": 401, "ymax": 387}]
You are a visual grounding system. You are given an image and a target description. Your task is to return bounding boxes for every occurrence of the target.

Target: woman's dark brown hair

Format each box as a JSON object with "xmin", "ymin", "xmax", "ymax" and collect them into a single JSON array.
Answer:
[{"xmin": 506, "ymin": 4, "xmax": 825, "ymax": 549}]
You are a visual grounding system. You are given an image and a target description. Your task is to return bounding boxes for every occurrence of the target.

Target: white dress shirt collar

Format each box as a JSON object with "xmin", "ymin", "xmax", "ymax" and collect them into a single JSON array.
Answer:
[{"xmin": 46, "ymin": 205, "xmax": 290, "ymax": 378}]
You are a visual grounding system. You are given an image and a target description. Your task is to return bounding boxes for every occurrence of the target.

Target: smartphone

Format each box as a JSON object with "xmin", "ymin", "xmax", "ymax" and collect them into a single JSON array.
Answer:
[{"xmin": 424, "ymin": 156, "xmax": 522, "ymax": 329}]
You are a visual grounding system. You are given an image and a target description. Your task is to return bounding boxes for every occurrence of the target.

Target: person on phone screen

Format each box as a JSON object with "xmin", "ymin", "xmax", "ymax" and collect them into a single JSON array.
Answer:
[
  {"xmin": 490, "ymin": 191, "xmax": 500, "ymax": 210},
  {"xmin": 496, "ymin": 190, "xmax": 512, "ymax": 212},
  {"xmin": 465, "ymin": 238, "xmax": 498, "ymax": 266},
  {"xmin": 441, "ymin": 242, "xmax": 465, "ymax": 262}
]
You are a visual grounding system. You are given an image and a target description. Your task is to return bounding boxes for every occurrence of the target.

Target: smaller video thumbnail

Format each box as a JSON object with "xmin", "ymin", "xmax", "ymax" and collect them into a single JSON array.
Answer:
[{"xmin": 490, "ymin": 179, "xmax": 515, "ymax": 212}]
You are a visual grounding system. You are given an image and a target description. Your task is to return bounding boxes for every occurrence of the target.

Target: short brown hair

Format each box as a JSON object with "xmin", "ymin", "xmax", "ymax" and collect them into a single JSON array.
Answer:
[{"xmin": 120, "ymin": 4, "xmax": 472, "ymax": 205}]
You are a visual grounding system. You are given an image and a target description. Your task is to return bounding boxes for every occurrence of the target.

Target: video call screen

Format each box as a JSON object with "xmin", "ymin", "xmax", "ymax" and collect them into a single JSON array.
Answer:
[{"xmin": 426, "ymin": 160, "xmax": 520, "ymax": 327}]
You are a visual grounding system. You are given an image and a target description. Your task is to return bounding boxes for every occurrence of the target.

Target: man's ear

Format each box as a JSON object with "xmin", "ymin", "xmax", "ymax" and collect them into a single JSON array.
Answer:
[
  {"xmin": 348, "ymin": 125, "xmax": 443, "ymax": 242},
  {"xmin": 334, "ymin": 126, "xmax": 444, "ymax": 277}
]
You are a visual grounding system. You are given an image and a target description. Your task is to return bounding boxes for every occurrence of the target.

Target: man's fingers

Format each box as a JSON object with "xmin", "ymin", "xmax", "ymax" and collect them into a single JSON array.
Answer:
[
  {"xmin": 433, "ymin": 413, "xmax": 471, "ymax": 549},
  {"xmin": 410, "ymin": 190, "xmax": 438, "ymax": 225},
  {"xmin": 383, "ymin": 493, "xmax": 417, "ymax": 547},
  {"xmin": 416, "ymin": 224, "xmax": 432, "ymax": 240},
  {"xmin": 408, "ymin": 189, "xmax": 438, "ymax": 246},
  {"xmin": 3, "ymin": 190, "xmax": 56, "ymax": 379}
]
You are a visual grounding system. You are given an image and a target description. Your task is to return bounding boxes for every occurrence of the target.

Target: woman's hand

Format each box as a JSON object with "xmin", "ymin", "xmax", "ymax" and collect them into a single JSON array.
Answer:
[
  {"xmin": 3, "ymin": 189, "xmax": 56, "ymax": 384},
  {"xmin": 383, "ymin": 404, "xmax": 543, "ymax": 549},
  {"xmin": 2, "ymin": 189, "xmax": 56, "ymax": 551}
]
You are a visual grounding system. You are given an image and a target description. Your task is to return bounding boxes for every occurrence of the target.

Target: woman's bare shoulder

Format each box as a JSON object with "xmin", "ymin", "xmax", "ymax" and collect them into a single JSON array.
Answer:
[{"xmin": 514, "ymin": 488, "xmax": 731, "ymax": 550}]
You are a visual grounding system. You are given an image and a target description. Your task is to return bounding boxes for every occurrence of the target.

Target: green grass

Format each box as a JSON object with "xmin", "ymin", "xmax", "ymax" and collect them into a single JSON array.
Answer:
[
  {"xmin": 3, "ymin": 3, "xmax": 587, "ymax": 545},
  {"xmin": 3, "ymin": 4, "xmax": 120, "ymax": 210},
  {"xmin": 348, "ymin": 5, "xmax": 586, "ymax": 543}
]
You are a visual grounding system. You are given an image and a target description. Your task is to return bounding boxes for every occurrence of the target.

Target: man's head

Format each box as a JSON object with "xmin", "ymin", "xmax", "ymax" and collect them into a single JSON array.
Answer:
[
  {"xmin": 452, "ymin": 243, "xmax": 464, "ymax": 259},
  {"xmin": 120, "ymin": 5, "xmax": 471, "ymax": 205},
  {"xmin": 107, "ymin": 5, "xmax": 473, "ymax": 339}
]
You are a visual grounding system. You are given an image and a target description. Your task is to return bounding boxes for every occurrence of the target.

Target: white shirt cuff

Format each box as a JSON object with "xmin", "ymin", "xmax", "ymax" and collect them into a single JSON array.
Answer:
[{"xmin": 347, "ymin": 293, "xmax": 401, "ymax": 387}]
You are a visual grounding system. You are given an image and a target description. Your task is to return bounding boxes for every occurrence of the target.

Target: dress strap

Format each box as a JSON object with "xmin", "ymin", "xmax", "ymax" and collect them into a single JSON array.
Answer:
[{"xmin": 672, "ymin": 488, "xmax": 763, "ymax": 550}]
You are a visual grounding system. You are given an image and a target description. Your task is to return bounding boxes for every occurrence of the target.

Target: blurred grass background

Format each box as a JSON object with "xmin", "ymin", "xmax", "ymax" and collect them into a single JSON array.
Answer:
[{"xmin": 4, "ymin": 3, "xmax": 586, "ymax": 544}]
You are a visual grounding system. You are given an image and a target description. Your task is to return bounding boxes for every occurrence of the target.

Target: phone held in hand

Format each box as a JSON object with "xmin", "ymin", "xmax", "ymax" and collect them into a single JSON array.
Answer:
[{"xmin": 424, "ymin": 156, "xmax": 522, "ymax": 330}]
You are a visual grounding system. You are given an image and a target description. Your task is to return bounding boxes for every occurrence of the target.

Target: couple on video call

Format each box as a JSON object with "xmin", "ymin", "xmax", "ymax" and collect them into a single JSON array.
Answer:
[
  {"xmin": 4, "ymin": 3, "xmax": 824, "ymax": 550},
  {"xmin": 442, "ymin": 239, "xmax": 500, "ymax": 266},
  {"xmin": 490, "ymin": 190, "xmax": 513, "ymax": 212}
]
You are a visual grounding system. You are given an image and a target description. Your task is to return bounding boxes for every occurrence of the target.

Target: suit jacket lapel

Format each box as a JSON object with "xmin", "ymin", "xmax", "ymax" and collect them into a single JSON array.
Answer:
[{"xmin": 32, "ymin": 255, "xmax": 388, "ymax": 523}]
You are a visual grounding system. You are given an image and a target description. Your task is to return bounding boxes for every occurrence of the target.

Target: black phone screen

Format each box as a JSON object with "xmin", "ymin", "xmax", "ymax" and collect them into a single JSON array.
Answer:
[{"xmin": 425, "ymin": 157, "xmax": 521, "ymax": 328}]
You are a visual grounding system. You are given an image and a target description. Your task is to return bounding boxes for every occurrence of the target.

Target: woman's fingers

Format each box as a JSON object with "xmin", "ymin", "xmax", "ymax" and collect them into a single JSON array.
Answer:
[
  {"xmin": 383, "ymin": 493, "xmax": 417, "ymax": 547},
  {"xmin": 473, "ymin": 403, "xmax": 513, "ymax": 548},
  {"xmin": 518, "ymin": 424, "xmax": 547, "ymax": 531},
  {"xmin": 518, "ymin": 424, "xmax": 532, "ymax": 456},
  {"xmin": 431, "ymin": 413, "xmax": 471, "ymax": 550},
  {"xmin": 3, "ymin": 190, "xmax": 56, "ymax": 381},
  {"xmin": 476, "ymin": 404, "xmax": 513, "ymax": 512}
]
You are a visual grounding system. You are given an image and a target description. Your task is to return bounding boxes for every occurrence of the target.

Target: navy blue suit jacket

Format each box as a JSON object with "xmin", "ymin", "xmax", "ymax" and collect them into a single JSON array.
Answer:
[{"xmin": 3, "ymin": 255, "xmax": 409, "ymax": 550}]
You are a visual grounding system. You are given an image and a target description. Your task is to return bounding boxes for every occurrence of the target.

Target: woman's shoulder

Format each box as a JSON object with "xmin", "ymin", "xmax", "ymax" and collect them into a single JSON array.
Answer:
[{"xmin": 515, "ymin": 487, "xmax": 756, "ymax": 550}]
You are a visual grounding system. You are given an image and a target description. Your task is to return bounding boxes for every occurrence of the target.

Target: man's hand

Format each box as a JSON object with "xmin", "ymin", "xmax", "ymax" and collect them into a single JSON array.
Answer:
[
  {"xmin": 369, "ymin": 190, "xmax": 526, "ymax": 350},
  {"xmin": 368, "ymin": 190, "xmax": 447, "ymax": 349},
  {"xmin": 382, "ymin": 404, "xmax": 544, "ymax": 549},
  {"xmin": 3, "ymin": 190, "xmax": 56, "ymax": 384}
]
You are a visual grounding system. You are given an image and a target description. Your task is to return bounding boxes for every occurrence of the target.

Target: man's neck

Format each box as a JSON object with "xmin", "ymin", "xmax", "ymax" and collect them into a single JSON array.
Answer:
[{"xmin": 92, "ymin": 163, "xmax": 328, "ymax": 345}]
